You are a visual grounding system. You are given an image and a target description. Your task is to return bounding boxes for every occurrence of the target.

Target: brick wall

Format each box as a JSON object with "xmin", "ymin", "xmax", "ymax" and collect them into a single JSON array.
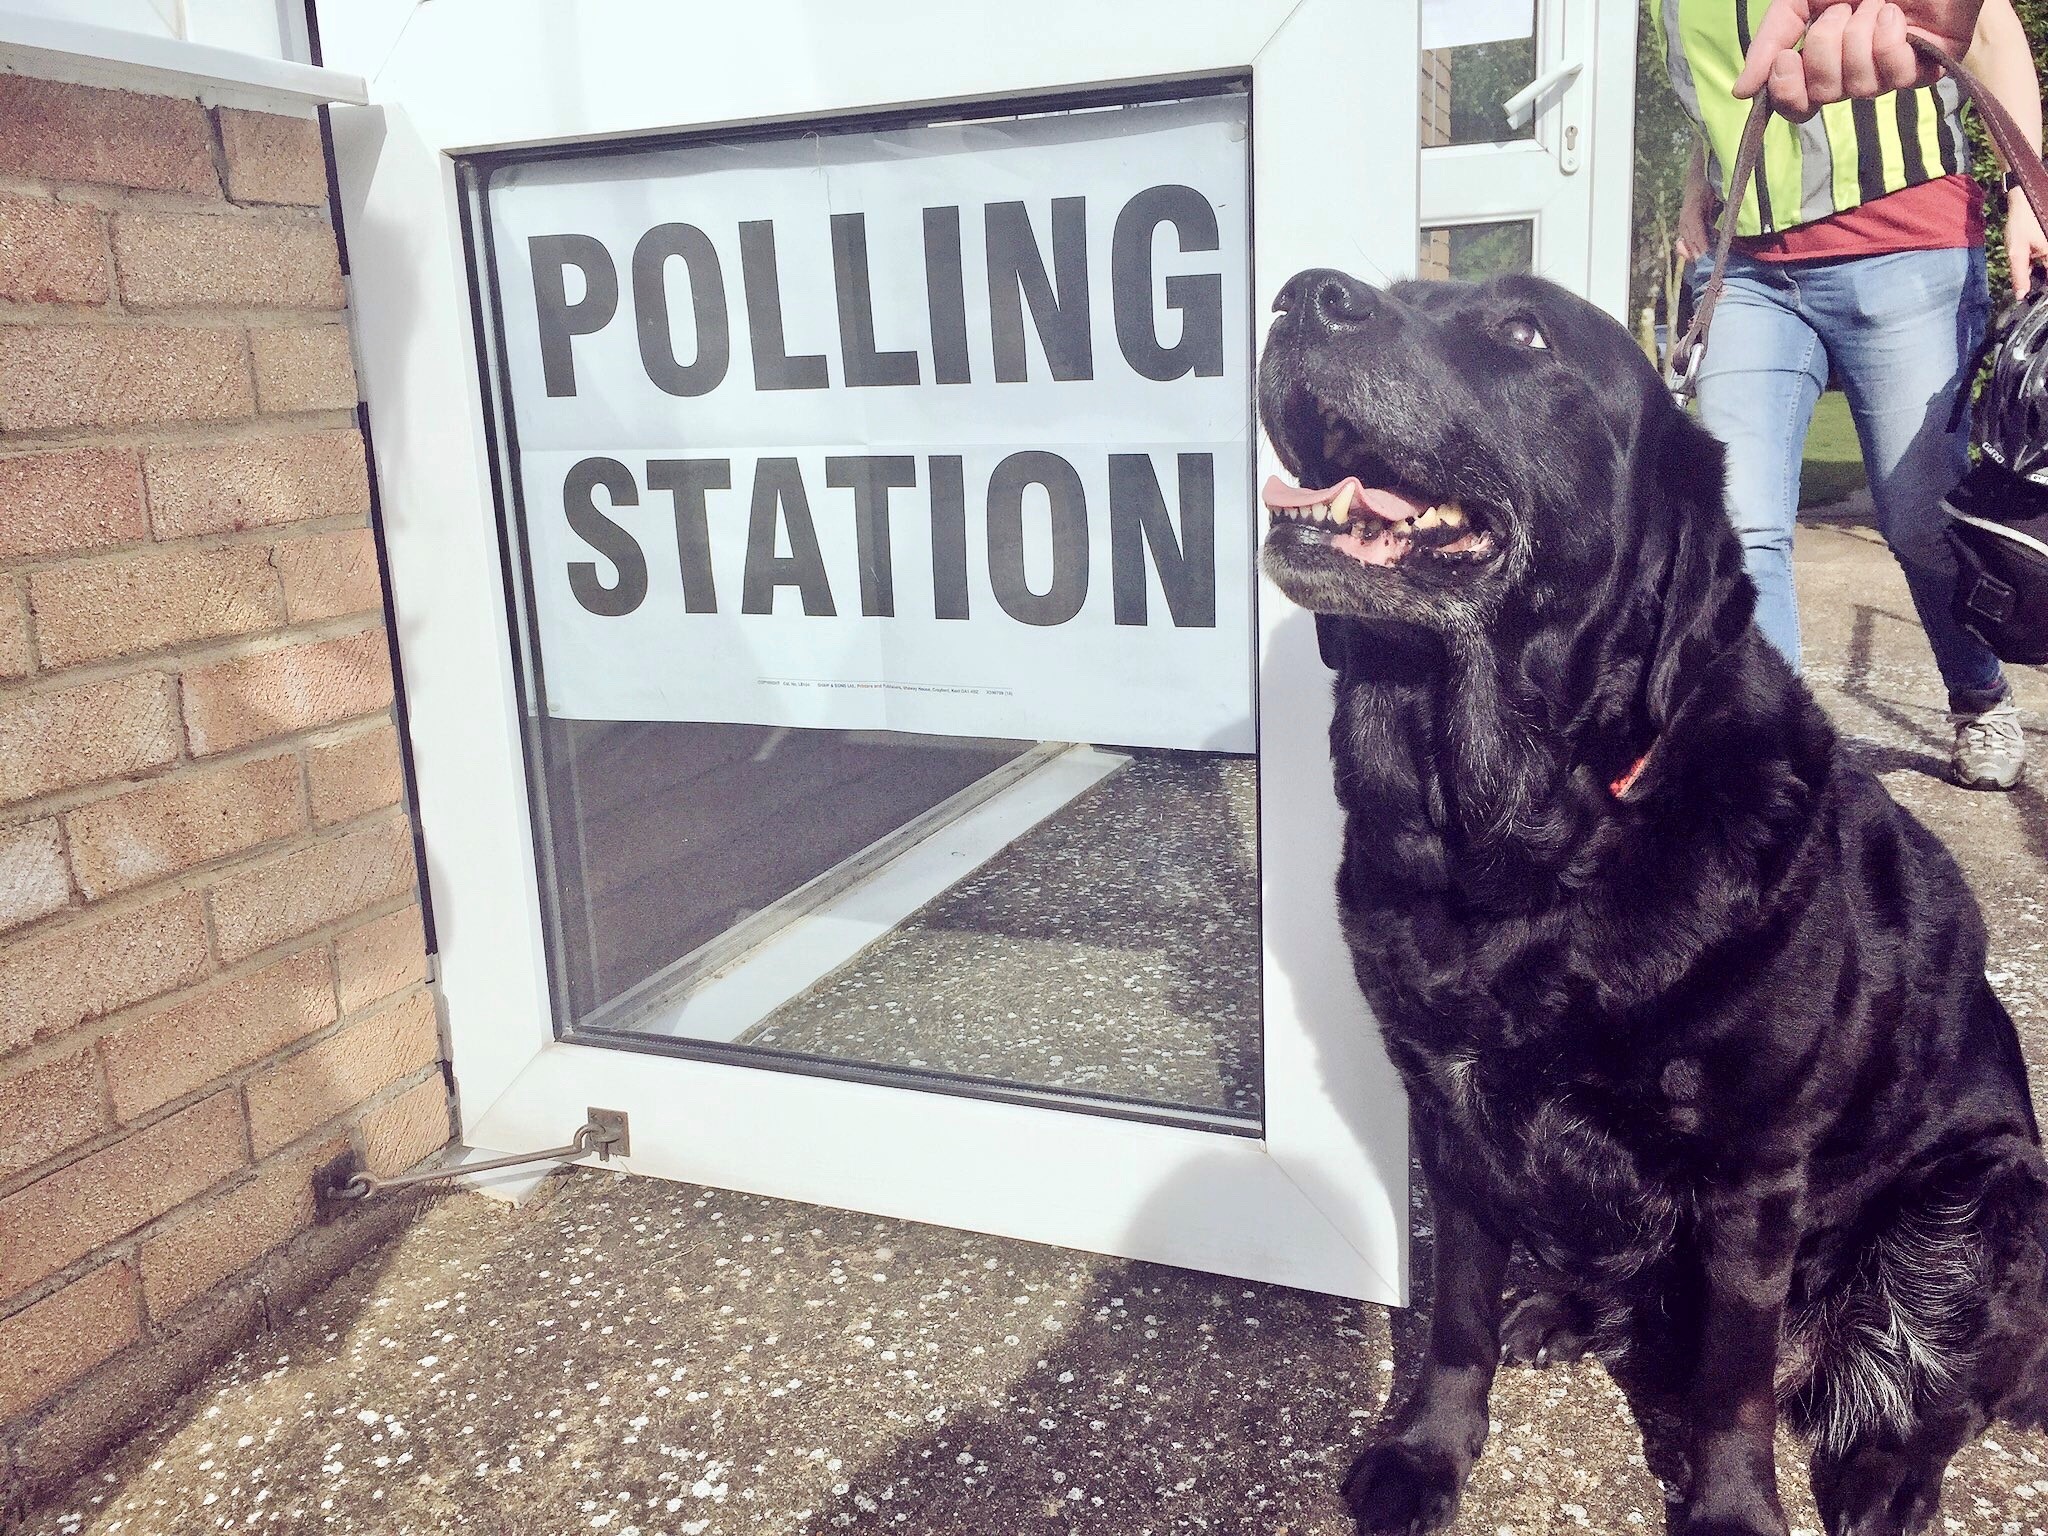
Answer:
[
  {"xmin": 1419, "ymin": 49, "xmax": 1453, "ymax": 150},
  {"xmin": 0, "ymin": 74, "xmax": 452, "ymax": 1502}
]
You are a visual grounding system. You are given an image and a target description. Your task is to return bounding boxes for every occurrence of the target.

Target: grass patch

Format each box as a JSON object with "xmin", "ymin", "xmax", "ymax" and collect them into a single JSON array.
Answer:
[{"xmin": 1800, "ymin": 390, "xmax": 1865, "ymax": 509}]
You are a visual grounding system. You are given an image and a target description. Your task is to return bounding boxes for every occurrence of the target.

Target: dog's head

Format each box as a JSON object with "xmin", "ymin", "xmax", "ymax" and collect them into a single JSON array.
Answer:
[{"xmin": 1259, "ymin": 268, "xmax": 1742, "ymax": 696}]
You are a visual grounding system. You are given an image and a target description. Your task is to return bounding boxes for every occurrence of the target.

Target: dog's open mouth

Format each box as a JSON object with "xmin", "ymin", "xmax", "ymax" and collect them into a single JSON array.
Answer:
[
  {"xmin": 1261, "ymin": 475, "xmax": 1493, "ymax": 567},
  {"xmin": 1262, "ymin": 402, "xmax": 1497, "ymax": 570}
]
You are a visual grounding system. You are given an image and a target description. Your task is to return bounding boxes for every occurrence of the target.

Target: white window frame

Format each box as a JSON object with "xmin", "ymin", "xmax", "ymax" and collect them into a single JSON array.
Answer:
[{"xmin": 319, "ymin": 0, "xmax": 1418, "ymax": 1304}]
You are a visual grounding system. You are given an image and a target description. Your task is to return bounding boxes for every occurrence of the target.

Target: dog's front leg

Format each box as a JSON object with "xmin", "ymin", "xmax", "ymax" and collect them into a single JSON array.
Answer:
[
  {"xmin": 1680, "ymin": 1178, "xmax": 1802, "ymax": 1536},
  {"xmin": 1343, "ymin": 1151, "xmax": 1509, "ymax": 1536}
]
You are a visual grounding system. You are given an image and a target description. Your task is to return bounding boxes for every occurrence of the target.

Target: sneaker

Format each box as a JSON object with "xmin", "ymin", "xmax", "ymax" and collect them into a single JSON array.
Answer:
[{"xmin": 1950, "ymin": 698, "xmax": 2027, "ymax": 790}]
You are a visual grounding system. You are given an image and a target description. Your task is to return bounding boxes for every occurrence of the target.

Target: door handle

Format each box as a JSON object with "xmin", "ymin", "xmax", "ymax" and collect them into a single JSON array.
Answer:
[{"xmin": 1502, "ymin": 59, "xmax": 1583, "ymax": 131}]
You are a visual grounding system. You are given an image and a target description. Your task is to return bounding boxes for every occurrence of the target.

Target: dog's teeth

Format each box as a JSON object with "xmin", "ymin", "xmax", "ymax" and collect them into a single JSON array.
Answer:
[
  {"xmin": 1329, "ymin": 484, "xmax": 1355, "ymax": 522},
  {"xmin": 1439, "ymin": 501, "xmax": 1467, "ymax": 527},
  {"xmin": 1413, "ymin": 506, "xmax": 1444, "ymax": 530}
]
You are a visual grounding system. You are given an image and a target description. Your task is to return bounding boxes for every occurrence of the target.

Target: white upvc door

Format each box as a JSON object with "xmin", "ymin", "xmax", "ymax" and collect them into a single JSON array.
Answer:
[
  {"xmin": 1420, "ymin": 0, "xmax": 1641, "ymax": 315},
  {"xmin": 317, "ymin": 0, "xmax": 1423, "ymax": 1305}
]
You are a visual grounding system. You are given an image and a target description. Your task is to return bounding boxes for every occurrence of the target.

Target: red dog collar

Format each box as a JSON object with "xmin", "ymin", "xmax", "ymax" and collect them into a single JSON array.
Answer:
[{"xmin": 1611, "ymin": 751, "xmax": 1652, "ymax": 800}]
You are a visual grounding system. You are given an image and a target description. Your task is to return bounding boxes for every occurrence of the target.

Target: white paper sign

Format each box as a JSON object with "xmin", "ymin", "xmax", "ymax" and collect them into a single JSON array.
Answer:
[
  {"xmin": 483, "ymin": 94, "xmax": 1255, "ymax": 752},
  {"xmin": 1421, "ymin": 0, "xmax": 1535, "ymax": 51}
]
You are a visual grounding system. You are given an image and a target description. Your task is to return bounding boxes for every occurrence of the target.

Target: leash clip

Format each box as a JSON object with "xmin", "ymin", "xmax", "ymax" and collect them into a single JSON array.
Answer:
[{"xmin": 1668, "ymin": 341, "xmax": 1703, "ymax": 406}]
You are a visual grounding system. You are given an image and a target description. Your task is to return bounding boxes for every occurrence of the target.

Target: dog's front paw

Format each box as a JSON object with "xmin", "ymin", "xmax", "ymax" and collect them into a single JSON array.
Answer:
[
  {"xmin": 1814, "ymin": 1445, "xmax": 1940, "ymax": 1536},
  {"xmin": 1341, "ymin": 1439, "xmax": 1466, "ymax": 1535},
  {"xmin": 1498, "ymin": 1289, "xmax": 1594, "ymax": 1368}
]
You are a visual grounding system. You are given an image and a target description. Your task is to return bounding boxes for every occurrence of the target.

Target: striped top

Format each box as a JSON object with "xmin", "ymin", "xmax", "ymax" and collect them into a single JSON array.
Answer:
[{"xmin": 1651, "ymin": 0, "xmax": 1970, "ymax": 236}]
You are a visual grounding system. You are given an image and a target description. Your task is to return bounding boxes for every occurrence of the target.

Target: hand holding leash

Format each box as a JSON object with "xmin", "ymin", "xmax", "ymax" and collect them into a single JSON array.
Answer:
[{"xmin": 1733, "ymin": 0, "xmax": 1986, "ymax": 118}]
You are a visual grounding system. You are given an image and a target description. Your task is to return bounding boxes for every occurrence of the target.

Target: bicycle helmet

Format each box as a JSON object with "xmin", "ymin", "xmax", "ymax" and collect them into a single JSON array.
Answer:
[{"xmin": 1945, "ymin": 278, "xmax": 2048, "ymax": 665}]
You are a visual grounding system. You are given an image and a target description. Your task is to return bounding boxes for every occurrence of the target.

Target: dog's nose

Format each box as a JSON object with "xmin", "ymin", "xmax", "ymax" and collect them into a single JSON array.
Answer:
[{"xmin": 1272, "ymin": 268, "xmax": 1381, "ymax": 331}]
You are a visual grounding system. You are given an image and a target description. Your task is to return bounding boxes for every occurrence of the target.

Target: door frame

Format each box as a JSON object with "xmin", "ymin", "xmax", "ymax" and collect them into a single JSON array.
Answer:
[{"xmin": 318, "ymin": 0, "xmax": 1417, "ymax": 1304}]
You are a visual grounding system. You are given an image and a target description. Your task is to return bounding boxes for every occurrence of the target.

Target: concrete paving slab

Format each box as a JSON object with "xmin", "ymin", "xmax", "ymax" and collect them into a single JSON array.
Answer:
[{"xmin": 13, "ymin": 521, "xmax": 2048, "ymax": 1536}]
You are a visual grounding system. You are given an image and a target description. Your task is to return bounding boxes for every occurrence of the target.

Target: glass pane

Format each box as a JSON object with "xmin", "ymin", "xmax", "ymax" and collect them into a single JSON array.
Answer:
[
  {"xmin": 1419, "ymin": 220, "xmax": 1536, "ymax": 281},
  {"xmin": 1421, "ymin": 1, "xmax": 1538, "ymax": 148},
  {"xmin": 740, "ymin": 750, "xmax": 1259, "ymax": 1115},
  {"xmin": 538, "ymin": 721, "xmax": 1033, "ymax": 1018},
  {"xmin": 476, "ymin": 90, "xmax": 1262, "ymax": 1126}
]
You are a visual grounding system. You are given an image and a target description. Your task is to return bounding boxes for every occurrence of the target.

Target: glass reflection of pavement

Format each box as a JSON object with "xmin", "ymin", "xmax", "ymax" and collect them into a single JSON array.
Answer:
[{"xmin": 740, "ymin": 754, "xmax": 1262, "ymax": 1118}]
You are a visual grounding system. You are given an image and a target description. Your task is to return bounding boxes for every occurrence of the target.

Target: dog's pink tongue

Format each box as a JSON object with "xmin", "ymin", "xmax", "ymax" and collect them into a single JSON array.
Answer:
[
  {"xmin": 1355, "ymin": 486, "xmax": 1431, "ymax": 524},
  {"xmin": 1262, "ymin": 475, "xmax": 1343, "ymax": 510},
  {"xmin": 1261, "ymin": 475, "xmax": 1429, "ymax": 525}
]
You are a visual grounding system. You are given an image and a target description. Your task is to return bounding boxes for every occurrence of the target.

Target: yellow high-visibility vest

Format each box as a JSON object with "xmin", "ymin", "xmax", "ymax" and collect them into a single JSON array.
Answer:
[{"xmin": 1650, "ymin": 0, "xmax": 1970, "ymax": 236}]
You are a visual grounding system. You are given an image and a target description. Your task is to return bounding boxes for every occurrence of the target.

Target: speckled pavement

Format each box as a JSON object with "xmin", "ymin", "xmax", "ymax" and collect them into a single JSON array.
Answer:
[{"xmin": 14, "ymin": 518, "xmax": 2048, "ymax": 1536}]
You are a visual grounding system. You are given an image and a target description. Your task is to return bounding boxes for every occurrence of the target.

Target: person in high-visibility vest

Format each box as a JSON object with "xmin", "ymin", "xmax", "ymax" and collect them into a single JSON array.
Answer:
[{"xmin": 1659, "ymin": 0, "xmax": 2043, "ymax": 788}]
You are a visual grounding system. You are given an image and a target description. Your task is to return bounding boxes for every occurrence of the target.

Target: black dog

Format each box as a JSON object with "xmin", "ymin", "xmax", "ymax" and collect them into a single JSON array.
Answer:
[{"xmin": 1258, "ymin": 269, "xmax": 2048, "ymax": 1536}]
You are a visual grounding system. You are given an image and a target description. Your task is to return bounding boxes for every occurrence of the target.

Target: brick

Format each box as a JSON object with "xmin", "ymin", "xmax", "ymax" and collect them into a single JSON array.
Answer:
[
  {"xmin": 218, "ymin": 108, "xmax": 328, "ymax": 207},
  {"xmin": 137, "ymin": 1135, "xmax": 341, "ymax": 1320},
  {"xmin": 29, "ymin": 543, "xmax": 286, "ymax": 668},
  {"xmin": 274, "ymin": 527, "xmax": 381, "ymax": 624},
  {"xmin": 307, "ymin": 720, "xmax": 403, "ymax": 827},
  {"xmin": 0, "ymin": 582, "xmax": 28, "ymax": 679},
  {"xmin": 0, "ymin": 817, "xmax": 69, "ymax": 932},
  {"xmin": 360, "ymin": 1075, "xmax": 449, "ymax": 1178},
  {"xmin": 208, "ymin": 814, "xmax": 414, "ymax": 963},
  {"xmin": 0, "ymin": 194, "xmax": 108, "ymax": 304},
  {"xmin": 145, "ymin": 429, "xmax": 368, "ymax": 538},
  {"xmin": 0, "ymin": 326, "xmax": 251, "ymax": 434},
  {"xmin": 0, "ymin": 1044, "xmax": 107, "ymax": 1183},
  {"xmin": 113, "ymin": 211, "xmax": 343, "ymax": 311},
  {"xmin": 100, "ymin": 947, "xmax": 333, "ymax": 1123},
  {"xmin": 65, "ymin": 753, "xmax": 303, "ymax": 900},
  {"xmin": 0, "ymin": 448, "xmax": 146, "ymax": 562},
  {"xmin": 245, "ymin": 988, "xmax": 438, "ymax": 1154},
  {"xmin": 0, "ymin": 671, "xmax": 179, "ymax": 808},
  {"xmin": 0, "ymin": 1262, "xmax": 138, "ymax": 1421},
  {"xmin": 336, "ymin": 903, "xmax": 427, "ymax": 1014},
  {"xmin": 0, "ymin": 1091, "xmax": 244, "ymax": 1299},
  {"xmin": 0, "ymin": 77, "xmax": 216, "ymax": 195},
  {"xmin": 250, "ymin": 324, "xmax": 357, "ymax": 413},
  {"xmin": 0, "ymin": 888, "xmax": 209, "ymax": 1057},
  {"xmin": 181, "ymin": 628, "xmax": 392, "ymax": 757}
]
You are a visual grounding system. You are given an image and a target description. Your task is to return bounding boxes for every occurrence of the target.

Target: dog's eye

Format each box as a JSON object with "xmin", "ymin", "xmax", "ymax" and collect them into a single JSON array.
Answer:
[{"xmin": 1501, "ymin": 318, "xmax": 1548, "ymax": 350}]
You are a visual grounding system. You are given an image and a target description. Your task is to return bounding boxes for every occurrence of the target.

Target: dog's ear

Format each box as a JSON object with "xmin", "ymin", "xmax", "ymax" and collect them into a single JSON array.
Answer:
[{"xmin": 1641, "ymin": 412, "xmax": 1756, "ymax": 719}]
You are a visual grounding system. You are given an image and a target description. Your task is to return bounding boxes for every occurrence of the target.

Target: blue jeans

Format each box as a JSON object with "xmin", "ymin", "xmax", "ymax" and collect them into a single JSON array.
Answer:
[{"xmin": 1690, "ymin": 246, "xmax": 2006, "ymax": 708}]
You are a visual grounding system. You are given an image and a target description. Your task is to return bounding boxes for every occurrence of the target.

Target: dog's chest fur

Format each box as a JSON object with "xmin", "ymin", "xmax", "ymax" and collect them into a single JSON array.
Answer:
[{"xmin": 1388, "ymin": 1008, "xmax": 1697, "ymax": 1277}]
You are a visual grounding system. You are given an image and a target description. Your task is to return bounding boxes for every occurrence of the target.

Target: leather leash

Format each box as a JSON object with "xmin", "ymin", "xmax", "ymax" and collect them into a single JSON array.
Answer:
[
  {"xmin": 1669, "ymin": 90, "xmax": 1772, "ymax": 402},
  {"xmin": 1669, "ymin": 35, "xmax": 2048, "ymax": 403}
]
